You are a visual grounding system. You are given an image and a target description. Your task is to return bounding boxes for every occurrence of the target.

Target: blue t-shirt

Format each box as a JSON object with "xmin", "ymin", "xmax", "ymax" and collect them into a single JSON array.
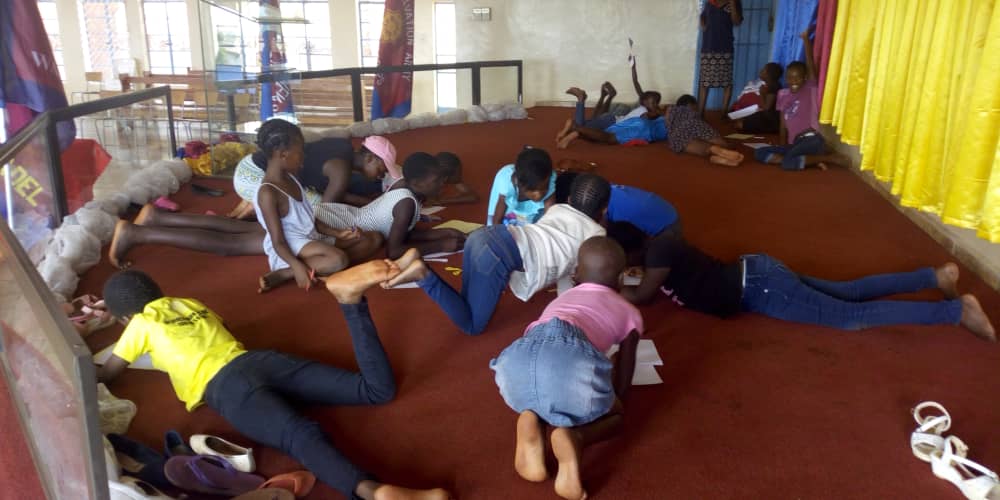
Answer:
[
  {"xmin": 605, "ymin": 116, "xmax": 668, "ymax": 144},
  {"xmin": 607, "ymin": 185, "xmax": 678, "ymax": 235},
  {"xmin": 486, "ymin": 164, "xmax": 557, "ymax": 226}
]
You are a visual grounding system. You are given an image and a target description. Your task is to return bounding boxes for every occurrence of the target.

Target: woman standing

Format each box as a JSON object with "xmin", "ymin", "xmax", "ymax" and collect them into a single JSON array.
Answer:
[{"xmin": 698, "ymin": 0, "xmax": 743, "ymax": 117}]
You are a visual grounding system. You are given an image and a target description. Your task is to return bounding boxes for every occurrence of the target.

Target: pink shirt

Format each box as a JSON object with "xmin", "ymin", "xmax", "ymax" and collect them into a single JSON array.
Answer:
[
  {"xmin": 526, "ymin": 283, "xmax": 644, "ymax": 354},
  {"xmin": 777, "ymin": 80, "xmax": 820, "ymax": 143}
]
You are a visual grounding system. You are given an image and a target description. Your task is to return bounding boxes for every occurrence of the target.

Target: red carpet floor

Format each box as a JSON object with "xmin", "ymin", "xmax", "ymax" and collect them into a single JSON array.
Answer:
[{"xmin": 8, "ymin": 107, "xmax": 1000, "ymax": 499}]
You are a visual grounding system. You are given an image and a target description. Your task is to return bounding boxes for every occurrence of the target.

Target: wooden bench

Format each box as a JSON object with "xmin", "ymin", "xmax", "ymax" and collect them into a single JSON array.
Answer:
[{"xmin": 120, "ymin": 72, "xmax": 374, "ymax": 127}]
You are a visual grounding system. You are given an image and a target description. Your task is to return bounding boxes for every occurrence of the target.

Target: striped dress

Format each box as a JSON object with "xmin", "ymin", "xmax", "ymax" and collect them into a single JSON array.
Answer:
[{"xmin": 314, "ymin": 188, "xmax": 421, "ymax": 238}]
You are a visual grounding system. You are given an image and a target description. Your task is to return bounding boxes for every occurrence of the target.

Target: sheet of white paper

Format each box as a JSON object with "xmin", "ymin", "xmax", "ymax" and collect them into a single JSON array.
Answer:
[
  {"xmin": 623, "ymin": 275, "xmax": 641, "ymax": 286},
  {"xmin": 420, "ymin": 206, "xmax": 445, "ymax": 215},
  {"xmin": 636, "ymin": 339, "xmax": 663, "ymax": 366},
  {"xmin": 387, "ymin": 282, "xmax": 419, "ymax": 289},
  {"xmin": 632, "ymin": 363, "xmax": 663, "ymax": 385},
  {"xmin": 423, "ymin": 250, "xmax": 463, "ymax": 259},
  {"xmin": 93, "ymin": 343, "xmax": 157, "ymax": 370},
  {"xmin": 727, "ymin": 105, "xmax": 759, "ymax": 120},
  {"xmin": 744, "ymin": 142, "xmax": 772, "ymax": 149}
]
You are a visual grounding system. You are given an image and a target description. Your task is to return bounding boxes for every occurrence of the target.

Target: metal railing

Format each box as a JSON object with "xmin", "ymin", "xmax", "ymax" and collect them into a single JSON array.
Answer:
[
  {"xmin": 0, "ymin": 86, "xmax": 177, "ymax": 224},
  {"xmin": 211, "ymin": 60, "xmax": 524, "ymax": 127}
]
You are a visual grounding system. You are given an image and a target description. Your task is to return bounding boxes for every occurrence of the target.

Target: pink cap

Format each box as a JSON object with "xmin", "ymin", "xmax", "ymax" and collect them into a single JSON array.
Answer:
[{"xmin": 362, "ymin": 136, "xmax": 401, "ymax": 180}]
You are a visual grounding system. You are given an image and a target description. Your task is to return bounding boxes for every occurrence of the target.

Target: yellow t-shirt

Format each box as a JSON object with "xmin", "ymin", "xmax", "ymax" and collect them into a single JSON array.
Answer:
[{"xmin": 112, "ymin": 297, "xmax": 246, "ymax": 411}]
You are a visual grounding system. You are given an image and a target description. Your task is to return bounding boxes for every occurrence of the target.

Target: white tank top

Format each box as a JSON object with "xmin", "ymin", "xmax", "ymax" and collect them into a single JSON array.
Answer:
[
  {"xmin": 254, "ymin": 174, "xmax": 319, "ymax": 271},
  {"xmin": 313, "ymin": 188, "xmax": 421, "ymax": 238}
]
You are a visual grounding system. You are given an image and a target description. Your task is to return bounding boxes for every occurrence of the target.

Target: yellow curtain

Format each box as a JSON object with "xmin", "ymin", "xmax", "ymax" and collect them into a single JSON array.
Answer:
[{"xmin": 820, "ymin": 0, "xmax": 1000, "ymax": 241}]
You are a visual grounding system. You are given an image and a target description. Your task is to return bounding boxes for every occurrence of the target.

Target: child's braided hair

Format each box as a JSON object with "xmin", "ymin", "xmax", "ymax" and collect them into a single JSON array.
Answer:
[
  {"xmin": 251, "ymin": 118, "xmax": 304, "ymax": 169},
  {"xmin": 103, "ymin": 270, "xmax": 164, "ymax": 318},
  {"xmin": 567, "ymin": 173, "xmax": 611, "ymax": 221}
]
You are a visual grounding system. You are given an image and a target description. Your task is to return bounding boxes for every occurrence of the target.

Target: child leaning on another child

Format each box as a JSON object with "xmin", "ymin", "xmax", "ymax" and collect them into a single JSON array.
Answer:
[{"xmin": 491, "ymin": 236, "xmax": 644, "ymax": 500}]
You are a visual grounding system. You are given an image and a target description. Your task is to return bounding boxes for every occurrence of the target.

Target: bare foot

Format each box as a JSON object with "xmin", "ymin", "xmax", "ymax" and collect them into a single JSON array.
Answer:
[
  {"xmin": 258, "ymin": 269, "xmax": 293, "ymax": 294},
  {"xmin": 936, "ymin": 263, "xmax": 960, "ymax": 299},
  {"xmin": 133, "ymin": 204, "xmax": 158, "ymax": 226},
  {"xmin": 551, "ymin": 428, "xmax": 587, "ymax": 500},
  {"xmin": 709, "ymin": 145, "xmax": 743, "ymax": 161},
  {"xmin": 558, "ymin": 131, "xmax": 580, "ymax": 150},
  {"xmin": 515, "ymin": 411, "xmax": 547, "ymax": 482},
  {"xmin": 382, "ymin": 257, "xmax": 430, "ymax": 289},
  {"xmin": 109, "ymin": 220, "xmax": 136, "ymax": 269},
  {"xmin": 602, "ymin": 81, "xmax": 617, "ymax": 98},
  {"xmin": 960, "ymin": 294, "xmax": 996, "ymax": 342},
  {"xmin": 556, "ymin": 118, "xmax": 574, "ymax": 143},
  {"xmin": 389, "ymin": 248, "xmax": 422, "ymax": 276},
  {"xmin": 325, "ymin": 260, "xmax": 393, "ymax": 303},
  {"xmin": 565, "ymin": 87, "xmax": 587, "ymax": 102},
  {"xmin": 370, "ymin": 484, "xmax": 450, "ymax": 500},
  {"xmin": 709, "ymin": 154, "xmax": 741, "ymax": 167}
]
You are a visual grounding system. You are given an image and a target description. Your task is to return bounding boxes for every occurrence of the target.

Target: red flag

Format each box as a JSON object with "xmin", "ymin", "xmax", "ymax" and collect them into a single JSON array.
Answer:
[{"xmin": 371, "ymin": 0, "xmax": 414, "ymax": 119}]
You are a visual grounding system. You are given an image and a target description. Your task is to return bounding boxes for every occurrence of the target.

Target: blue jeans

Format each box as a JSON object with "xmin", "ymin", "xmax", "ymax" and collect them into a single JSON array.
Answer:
[
  {"xmin": 418, "ymin": 224, "xmax": 523, "ymax": 335},
  {"xmin": 490, "ymin": 318, "xmax": 614, "ymax": 427},
  {"xmin": 203, "ymin": 300, "xmax": 395, "ymax": 499},
  {"xmin": 754, "ymin": 132, "xmax": 825, "ymax": 170},
  {"xmin": 740, "ymin": 254, "xmax": 962, "ymax": 330},
  {"xmin": 575, "ymin": 101, "xmax": 616, "ymax": 130}
]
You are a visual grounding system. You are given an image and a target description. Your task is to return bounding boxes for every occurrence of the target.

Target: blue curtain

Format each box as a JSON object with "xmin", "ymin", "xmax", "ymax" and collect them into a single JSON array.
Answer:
[{"xmin": 770, "ymin": 0, "xmax": 818, "ymax": 70}]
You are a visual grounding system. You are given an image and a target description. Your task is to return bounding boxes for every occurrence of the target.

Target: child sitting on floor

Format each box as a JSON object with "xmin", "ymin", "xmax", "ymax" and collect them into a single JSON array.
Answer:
[
  {"xmin": 253, "ymin": 119, "xmax": 375, "ymax": 292},
  {"xmin": 490, "ymin": 236, "xmax": 643, "ymax": 500},
  {"xmin": 663, "ymin": 95, "xmax": 744, "ymax": 166},
  {"xmin": 754, "ymin": 29, "xmax": 848, "ymax": 171},
  {"xmin": 380, "ymin": 170, "xmax": 610, "ymax": 335},
  {"xmin": 486, "ymin": 148, "xmax": 557, "ymax": 226},
  {"xmin": 428, "ymin": 152, "xmax": 480, "ymax": 205},
  {"xmin": 96, "ymin": 269, "xmax": 449, "ymax": 500},
  {"xmin": 731, "ymin": 62, "xmax": 783, "ymax": 133}
]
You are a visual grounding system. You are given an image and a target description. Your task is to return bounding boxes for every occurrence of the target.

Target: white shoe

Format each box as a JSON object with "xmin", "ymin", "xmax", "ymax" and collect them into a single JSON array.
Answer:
[
  {"xmin": 930, "ymin": 435, "xmax": 1000, "ymax": 500},
  {"xmin": 108, "ymin": 476, "xmax": 174, "ymax": 499},
  {"xmin": 911, "ymin": 401, "xmax": 952, "ymax": 462},
  {"xmin": 189, "ymin": 434, "xmax": 255, "ymax": 473}
]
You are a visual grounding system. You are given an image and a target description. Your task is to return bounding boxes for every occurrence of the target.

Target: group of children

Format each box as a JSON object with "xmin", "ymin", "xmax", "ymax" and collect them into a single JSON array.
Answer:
[
  {"xmin": 557, "ymin": 28, "xmax": 849, "ymax": 171},
  {"xmin": 95, "ymin": 33, "xmax": 993, "ymax": 499}
]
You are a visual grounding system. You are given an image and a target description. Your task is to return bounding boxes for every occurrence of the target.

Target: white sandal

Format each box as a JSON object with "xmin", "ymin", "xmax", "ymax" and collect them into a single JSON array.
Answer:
[
  {"xmin": 930, "ymin": 435, "xmax": 1000, "ymax": 500},
  {"xmin": 911, "ymin": 401, "xmax": 952, "ymax": 462}
]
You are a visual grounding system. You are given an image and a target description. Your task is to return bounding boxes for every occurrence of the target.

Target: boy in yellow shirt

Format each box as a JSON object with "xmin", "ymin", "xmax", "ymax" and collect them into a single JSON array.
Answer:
[{"xmin": 96, "ymin": 267, "xmax": 448, "ymax": 500}]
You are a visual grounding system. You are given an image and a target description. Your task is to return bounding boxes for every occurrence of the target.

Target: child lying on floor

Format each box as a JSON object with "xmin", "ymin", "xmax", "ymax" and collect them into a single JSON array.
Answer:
[
  {"xmin": 606, "ymin": 221, "xmax": 996, "ymax": 339},
  {"xmin": 754, "ymin": 29, "xmax": 848, "ymax": 171},
  {"xmin": 490, "ymin": 236, "xmax": 643, "ymax": 500},
  {"xmin": 95, "ymin": 269, "xmax": 450, "ymax": 500},
  {"xmin": 486, "ymin": 148, "xmax": 557, "ymax": 226},
  {"xmin": 380, "ymin": 169, "xmax": 610, "ymax": 335},
  {"xmin": 663, "ymin": 95, "xmax": 744, "ymax": 166},
  {"xmin": 428, "ymin": 152, "xmax": 480, "ymax": 205}
]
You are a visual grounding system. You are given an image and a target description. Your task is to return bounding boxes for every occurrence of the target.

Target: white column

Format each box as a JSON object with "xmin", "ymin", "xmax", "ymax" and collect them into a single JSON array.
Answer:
[{"xmin": 56, "ymin": 0, "xmax": 86, "ymax": 95}]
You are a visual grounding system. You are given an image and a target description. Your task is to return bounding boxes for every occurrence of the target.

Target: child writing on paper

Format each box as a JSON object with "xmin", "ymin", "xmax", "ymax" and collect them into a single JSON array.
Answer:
[
  {"xmin": 732, "ymin": 62, "xmax": 783, "ymax": 133},
  {"xmin": 427, "ymin": 152, "xmax": 480, "ymax": 205},
  {"xmin": 486, "ymin": 148, "xmax": 557, "ymax": 226},
  {"xmin": 252, "ymin": 119, "xmax": 380, "ymax": 293},
  {"xmin": 490, "ymin": 236, "xmax": 643, "ymax": 500},
  {"xmin": 95, "ymin": 269, "xmax": 450, "ymax": 500},
  {"xmin": 379, "ymin": 169, "xmax": 610, "ymax": 335},
  {"xmin": 754, "ymin": 28, "xmax": 849, "ymax": 170}
]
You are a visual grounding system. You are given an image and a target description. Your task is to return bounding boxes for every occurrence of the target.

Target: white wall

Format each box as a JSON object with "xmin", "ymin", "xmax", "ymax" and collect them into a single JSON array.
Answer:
[{"xmin": 454, "ymin": 0, "xmax": 701, "ymax": 107}]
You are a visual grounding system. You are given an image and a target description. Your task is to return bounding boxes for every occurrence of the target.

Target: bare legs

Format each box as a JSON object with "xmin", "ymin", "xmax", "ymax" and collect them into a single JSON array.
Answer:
[
  {"xmin": 558, "ymin": 124, "xmax": 618, "ymax": 150},
  {"xmin": 109, "ymin": 204, "xmax": 266, "ymax": 269},
  {"xmin": 515, "ymin": 403, "xmax": 625, "ymax": 500},
  {"xmin": 698, "ymin": 85, "xmax": 709, "ymax": 117},
  {"xmin": 761, "ymin": 151, "xmax": 851, "ymax": 171},
  {"xmin": 684, "ymin": 138, "xmax": 745, "ymax": 166},
  {"xmin": 697, "ymin": 85, "xmax": 734, "ymax": 117},
  {"xmin": 558, "ymin": 83, "xmax": 618, "ymax": 148}
]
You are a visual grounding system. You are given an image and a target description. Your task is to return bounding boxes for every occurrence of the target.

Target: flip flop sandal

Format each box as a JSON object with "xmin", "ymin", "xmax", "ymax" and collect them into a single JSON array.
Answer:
[
  {"xmin": 930, "ymin": 435, "xmax": 1000, "ymax": 500},
  {"xmin": 258, "ymin": 471, "xmax": 316, "ymax": 497},
  {"xmin": 911, "ymin": 401, "xmax": 952, "ymax": 462},
  {"xmin": 191, "ymin": 184, "xmax": 225, "ymax": 197},
  {"xmin": 164, "ymin": 455, "xmax": 264, "ymax": 496}
]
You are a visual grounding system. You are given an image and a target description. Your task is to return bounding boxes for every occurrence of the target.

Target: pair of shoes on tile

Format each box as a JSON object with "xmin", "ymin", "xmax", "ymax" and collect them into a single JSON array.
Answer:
[
  {"xmin": 910, "ymin": 401, "xmax": 1000, "ymax": 500},
  {"xmin": 189, "ymin": 434, "xmax": 255, "ymax": 472}
]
